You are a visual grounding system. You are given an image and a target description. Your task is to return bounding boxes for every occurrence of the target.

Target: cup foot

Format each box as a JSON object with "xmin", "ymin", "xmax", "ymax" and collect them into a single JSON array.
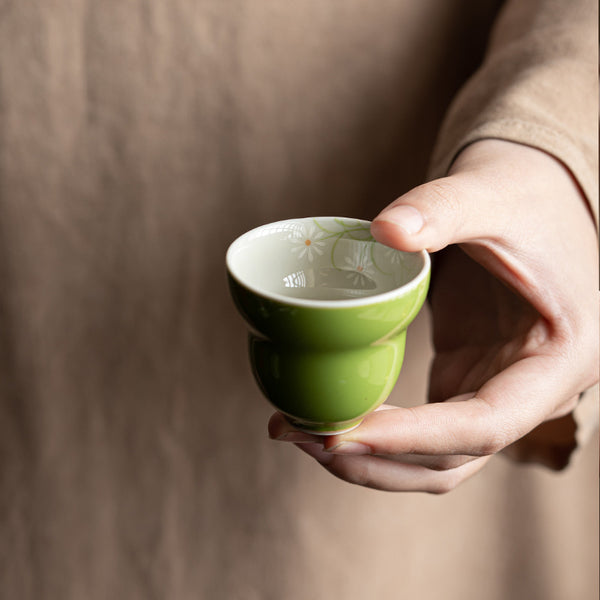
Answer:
[{"xmin": 285, "ymin": 417, "xmax": 363, "ymax": 436}]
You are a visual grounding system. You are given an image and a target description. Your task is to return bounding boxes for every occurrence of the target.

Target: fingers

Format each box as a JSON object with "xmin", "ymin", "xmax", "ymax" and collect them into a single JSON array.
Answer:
[
  {"xmin": 270, "ymin": 341, "xmax": 579, "ymax": 460},
  {"xmin": 294, "ymin": 443, "xmax": 491, "ymax": 493},
  {"xmin": 269, "ymin": 408, "xmax": 479, "ymax": 473},
  {"xmin": 370, "ymin": 175, "xmax": 485, "ymax": 253},
  {"xmin": 321, "ymin": 398, "xmax": 503, "ymax": 457},
  {"xmin": 269, "ymin": 399, "xmax": 490, "ymax": 456},
  {"xmin": 269, "ymin": 409, "xmax": 478, "ymax": 471},
  {"xmin": 326, "ymin": 351, "xmax": 580, "ymax": 457},
  {"xmin": 268, "ymin": 345, "xmax": 582, "ymax": 490}
]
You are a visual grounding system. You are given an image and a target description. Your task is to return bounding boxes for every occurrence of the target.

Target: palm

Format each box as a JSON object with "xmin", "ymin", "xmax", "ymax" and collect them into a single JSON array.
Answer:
[{"xmin": 428, "ymin": 245, "xmax": 576, "ymax": 468}]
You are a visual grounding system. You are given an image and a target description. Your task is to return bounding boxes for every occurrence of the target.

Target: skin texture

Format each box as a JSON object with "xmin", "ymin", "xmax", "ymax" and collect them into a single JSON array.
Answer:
[{"xmin": 268, "ymin": 139, "xmax": 599, "ymax": 493}]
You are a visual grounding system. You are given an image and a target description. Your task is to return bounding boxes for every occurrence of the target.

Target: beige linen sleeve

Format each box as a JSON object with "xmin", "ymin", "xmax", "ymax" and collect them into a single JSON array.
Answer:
[{"xmin": 428, "ymin": 0, "xmax": 598, "ymax": 469}]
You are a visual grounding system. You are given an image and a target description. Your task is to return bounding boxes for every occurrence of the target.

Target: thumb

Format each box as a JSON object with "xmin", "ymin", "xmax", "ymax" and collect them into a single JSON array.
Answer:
[{"xmin": 371, "ymin": 173, "xmax": 495, "ymax": 253}]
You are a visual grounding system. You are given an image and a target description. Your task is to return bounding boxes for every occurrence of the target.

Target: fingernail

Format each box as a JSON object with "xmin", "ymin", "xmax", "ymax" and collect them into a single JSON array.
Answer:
[
  {"xmin": 376, "ymin": 205, "xmax": 424, "ymax": 235},
  {"xmin": 326, "ymin": 441, "xmax": 372, "ymax": 455},
  {"xmin": 274, "ymin": 432, "xmax": 318, "ymax": 443},
  {"xmin": 298, "ymin": 443, "xmax": 334, "ymax": 465}
]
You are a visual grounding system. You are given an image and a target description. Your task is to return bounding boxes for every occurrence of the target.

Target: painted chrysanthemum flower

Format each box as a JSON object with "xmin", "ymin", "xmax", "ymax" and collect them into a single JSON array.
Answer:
[
  {"xmin": 383, "ymin": 246, "xmax": 403, "ymax": 265},
  {"xmin": 344, "ymin": 248, "xmax": 374, "ymax": 286},
  {"xmin": 289, "ymin": 223, "xmax": 326, "ymax": 262},
  {"xmin": 382, "ymin": 246, "xmax": 410, "ymax": 281}
]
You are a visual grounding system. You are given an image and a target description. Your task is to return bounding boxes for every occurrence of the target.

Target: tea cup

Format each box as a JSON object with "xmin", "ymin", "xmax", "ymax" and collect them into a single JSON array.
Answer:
[{"xmin": 226, "ymin": 217, "xmax": 430, "ymax": 434}]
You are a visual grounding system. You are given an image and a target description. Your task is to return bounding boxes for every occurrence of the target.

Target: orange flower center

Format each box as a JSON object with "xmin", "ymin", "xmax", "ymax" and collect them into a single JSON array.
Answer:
[{"xmin": 305, "ymin": 239, "xmax": 311, "ymax": 246}]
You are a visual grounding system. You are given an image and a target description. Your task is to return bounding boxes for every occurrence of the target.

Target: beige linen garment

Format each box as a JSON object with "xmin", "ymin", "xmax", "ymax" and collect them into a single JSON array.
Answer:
[{"xmin": 0, "ymin": 1, "xmax": 597, "ymax": 599}]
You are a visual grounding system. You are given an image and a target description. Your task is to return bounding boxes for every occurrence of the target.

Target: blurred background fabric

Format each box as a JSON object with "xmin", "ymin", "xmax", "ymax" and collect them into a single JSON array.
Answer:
[{"xmin": 0, "ymin": 1, "xmax": 597, "ymax": 599}]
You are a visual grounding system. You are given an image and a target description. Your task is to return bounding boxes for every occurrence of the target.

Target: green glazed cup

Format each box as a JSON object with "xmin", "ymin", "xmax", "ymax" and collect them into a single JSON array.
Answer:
[{"xmin": 226, "ymin": 217, "xmax": 430, "ymax": 434}]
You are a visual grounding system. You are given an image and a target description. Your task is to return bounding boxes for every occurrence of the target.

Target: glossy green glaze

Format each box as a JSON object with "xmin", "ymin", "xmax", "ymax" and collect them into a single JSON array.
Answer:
[
  {"xmin": 249, "ymin": 331, "xmax": 406, "ymax": 433},
  {"xmin": 228, "ymin": 271, "xmax": 429, "ymax": 433}
]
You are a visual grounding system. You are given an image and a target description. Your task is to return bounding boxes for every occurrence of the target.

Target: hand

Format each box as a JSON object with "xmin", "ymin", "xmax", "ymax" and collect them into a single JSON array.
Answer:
[{"xmin": 268, "ymin": 139, "xmax": 599, "ymax": 493}]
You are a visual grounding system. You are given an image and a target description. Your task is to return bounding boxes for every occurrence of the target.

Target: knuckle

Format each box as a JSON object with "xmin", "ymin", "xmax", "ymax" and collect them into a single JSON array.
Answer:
[
  {"xmin": 471, "ymin": 397, "xmax": 513, "ymax": 456},
  {"xmin": 477, "ymin": 428, "xmax": 509, "ymax": 456},
  {"xmin": 547, "ymin": 395, "xmax": 579, "ymax": 420},
  {"xmin": 427, "ymin": 475, "xmax": 460, "ymax": 495}
]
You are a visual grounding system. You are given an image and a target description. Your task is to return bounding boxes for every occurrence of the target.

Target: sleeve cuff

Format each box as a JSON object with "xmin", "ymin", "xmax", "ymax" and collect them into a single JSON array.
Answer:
[
  {"xmin": 427, "ymin": 118, "xmax": 599, "ymax": 226},
  {"xmin": 501, "ymin": 385, "xmax": 598, "ymax": 470}
]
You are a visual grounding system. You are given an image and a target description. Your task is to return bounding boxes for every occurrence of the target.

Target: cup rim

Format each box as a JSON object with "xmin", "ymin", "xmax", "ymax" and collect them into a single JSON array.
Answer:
[{"xmin": 226, "ymin": 217, "xmax": 430, "ymax": 309}]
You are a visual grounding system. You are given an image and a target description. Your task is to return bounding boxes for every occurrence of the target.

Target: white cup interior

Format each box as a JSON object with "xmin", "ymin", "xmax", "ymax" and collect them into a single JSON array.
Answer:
[{"xmin": 227, "ymin": 217, "xmax": 429, "ymax": 306}]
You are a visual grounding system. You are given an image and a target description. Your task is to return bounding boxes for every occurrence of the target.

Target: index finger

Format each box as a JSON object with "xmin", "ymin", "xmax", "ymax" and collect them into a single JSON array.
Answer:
[{"xmin": 322, "ymin": 353, "xmax": 579, "ymax": 456}]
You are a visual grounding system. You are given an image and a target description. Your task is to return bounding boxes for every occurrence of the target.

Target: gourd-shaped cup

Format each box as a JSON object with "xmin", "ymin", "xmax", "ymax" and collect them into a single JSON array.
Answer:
[{"xmin": 226, "ymin": 217, "xmax": 430, "ymax": 434}]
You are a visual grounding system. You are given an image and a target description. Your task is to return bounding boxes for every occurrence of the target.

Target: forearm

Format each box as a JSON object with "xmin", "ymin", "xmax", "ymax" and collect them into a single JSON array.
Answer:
[{"xmin": 428, "ymin": 0, "xmax": 598, "ymax": 220}]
